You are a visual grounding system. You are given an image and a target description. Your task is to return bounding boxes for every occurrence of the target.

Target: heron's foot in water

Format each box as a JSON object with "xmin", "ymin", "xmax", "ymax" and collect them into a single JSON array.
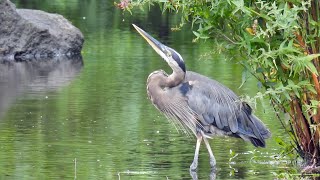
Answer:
[{"xmin": 190, "ymin": 161, "xmax": 198, "ymax": 172}]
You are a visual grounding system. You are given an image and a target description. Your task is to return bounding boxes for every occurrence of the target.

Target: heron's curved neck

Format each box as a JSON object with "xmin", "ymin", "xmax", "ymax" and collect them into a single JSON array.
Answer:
[{"xmin": 165, "ymin": 69, "xmax": 185, "ymax": 88}]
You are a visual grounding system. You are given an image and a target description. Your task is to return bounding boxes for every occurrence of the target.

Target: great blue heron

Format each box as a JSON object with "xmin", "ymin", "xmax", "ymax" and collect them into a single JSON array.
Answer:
[{"xmin": 133, "ymin": 24, "xmax": 271, "ymax": 171}]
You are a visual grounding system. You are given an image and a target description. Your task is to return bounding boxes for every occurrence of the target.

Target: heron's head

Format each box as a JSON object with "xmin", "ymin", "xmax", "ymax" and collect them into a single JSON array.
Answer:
[{"xmin": 133, "ymin": 24, "xmax": 186, "ymax": 73}]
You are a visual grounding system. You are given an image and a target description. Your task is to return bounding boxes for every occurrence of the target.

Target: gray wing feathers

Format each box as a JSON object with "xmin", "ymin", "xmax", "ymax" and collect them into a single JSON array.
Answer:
[
  {"xmin": 185, "ymin": 71, "xmax": 270, "ymax": 146},
  {"xmin": 185, "ymin": 71, "xmax": 239, "ymax": 132},
  {"xmin": 159, "ymin": 94, "xmax": 199, "ymax": 137}
]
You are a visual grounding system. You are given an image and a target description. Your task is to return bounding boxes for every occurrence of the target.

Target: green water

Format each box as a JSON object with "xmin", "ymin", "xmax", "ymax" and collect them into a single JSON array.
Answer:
[{"xmin": 0, "ymin": 0, "xmax": 290, "ymax": 179}]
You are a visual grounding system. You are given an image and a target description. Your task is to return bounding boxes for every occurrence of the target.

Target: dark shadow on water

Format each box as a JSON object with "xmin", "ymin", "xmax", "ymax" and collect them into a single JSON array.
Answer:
[{"xmin": 0, "ymin": 56, "xmax": 83, "ymax": 119}]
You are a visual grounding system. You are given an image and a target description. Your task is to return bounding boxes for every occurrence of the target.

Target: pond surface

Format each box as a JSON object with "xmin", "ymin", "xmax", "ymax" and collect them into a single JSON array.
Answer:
[{"xmin": 0, "ymin": 0, "xmax": 291, "ymax": 179}]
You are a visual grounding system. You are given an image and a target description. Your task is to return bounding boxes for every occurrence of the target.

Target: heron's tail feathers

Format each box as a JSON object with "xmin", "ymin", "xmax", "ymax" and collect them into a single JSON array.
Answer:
[
  {"xmin": 248, "ymin": 114, "xmax": 271, "ymax": 147},
  {"xmin": 251, "ymin": 114, "xmax": 271, "ymax": 139},
  {"xmin": 249, "ymin": 137, "xmax": 266, "ymax": 147},
  {"xmin": 237, "ymin": 112, "xmax": 271, "ymax": 147}
]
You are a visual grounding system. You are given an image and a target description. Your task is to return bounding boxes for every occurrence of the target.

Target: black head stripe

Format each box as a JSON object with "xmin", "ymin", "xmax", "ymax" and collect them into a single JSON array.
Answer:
[{"xmin": 171, "ymin": 50, "xmax": 186, "ymax": 72}]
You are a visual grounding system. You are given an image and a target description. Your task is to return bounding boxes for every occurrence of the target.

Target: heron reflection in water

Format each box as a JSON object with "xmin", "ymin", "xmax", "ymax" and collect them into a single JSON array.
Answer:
[{"xmin": 133, "ymin": 24, "xmax": 271, "ymax": 171}]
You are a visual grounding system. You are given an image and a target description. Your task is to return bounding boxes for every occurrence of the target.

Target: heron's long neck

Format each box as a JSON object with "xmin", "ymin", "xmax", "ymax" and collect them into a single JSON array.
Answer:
[
  {"xmin": 165, "ymin": 69, "xmax": 185, "ymax": 87},
  {"xmin": 147, "ymin": 70, "xmax": 185, "ymax": 111}
]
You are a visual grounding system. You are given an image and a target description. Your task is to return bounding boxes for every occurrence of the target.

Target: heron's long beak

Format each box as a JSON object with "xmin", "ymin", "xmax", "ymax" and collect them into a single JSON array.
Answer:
[{"xmin": 132, "ymin": 24, "xmax": 167, "ymax": 58}]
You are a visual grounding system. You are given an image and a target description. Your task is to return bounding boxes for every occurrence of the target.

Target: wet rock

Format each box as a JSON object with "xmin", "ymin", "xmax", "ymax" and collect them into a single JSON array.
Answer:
[{"xmin": 0, "ymin": 0, "xmax": 84, "ymax": 61}]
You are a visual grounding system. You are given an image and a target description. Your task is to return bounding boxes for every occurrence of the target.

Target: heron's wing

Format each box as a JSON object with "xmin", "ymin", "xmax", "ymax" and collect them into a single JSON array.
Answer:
[
  {"xmin": 184, "ymin": 71, "xmax": 239, "ymax": 132},
  {"xmin": 184, "ymin": 71, "xmax": 270, "ymax": 145},
  {"xmin": 159, "ymin": 95, "xmax": 198, "ymax": 137}
]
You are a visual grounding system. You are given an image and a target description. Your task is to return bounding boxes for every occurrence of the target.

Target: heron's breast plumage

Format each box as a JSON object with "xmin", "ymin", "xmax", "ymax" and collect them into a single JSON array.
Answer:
[{"xmin": 146, "ymin": 71, "xmax": 199, "ymax": 135}]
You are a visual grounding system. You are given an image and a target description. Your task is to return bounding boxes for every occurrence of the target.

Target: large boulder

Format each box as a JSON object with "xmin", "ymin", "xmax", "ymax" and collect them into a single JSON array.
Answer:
[{"xmin": 0, "ymin": 0, "xmax": 84, "ymax": 61}]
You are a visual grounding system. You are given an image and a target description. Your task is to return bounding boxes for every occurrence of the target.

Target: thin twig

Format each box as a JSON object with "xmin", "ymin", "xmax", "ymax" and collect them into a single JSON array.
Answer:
[{"xmin": 74, "ymin": 158, "xmax": 77, "ymax": 180}]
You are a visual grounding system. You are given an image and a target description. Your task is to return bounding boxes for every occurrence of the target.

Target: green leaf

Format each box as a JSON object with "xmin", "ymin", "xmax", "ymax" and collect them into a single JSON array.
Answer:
[
  {"xmin": 193, "ymin": 31, "xmax": 201, "ymax": 38},
  {"xmin": 306, "ymin": 85, "xmax": 317, "ymax": 94},
  {"xmin": 239, "ymin": 69, "xmax": 247, "ymax": 88},
  {"xmin": 265, "ymin": 81, "xmax": 276, "ymax": 87},
  {"xmin": 126, "ymin": 7, "xmax": 133, "ymax": 15},
  {"xmin": 275, "ymin": 137, "xmax": 286, "ymax": 147},
  {"xmin": 306, "ymin": 61, "xmax": 319, "ymax": 75},
  {"xmin": 283, "ymin": 91, "xmax": 291, "ymax": 100},
  {"xmin": 256, "ymin": 67, "xmax": 264, "ymax": 73},
  {"xmin": 292, "ymin": 88, "xmax": 300, "ymax": 98}
]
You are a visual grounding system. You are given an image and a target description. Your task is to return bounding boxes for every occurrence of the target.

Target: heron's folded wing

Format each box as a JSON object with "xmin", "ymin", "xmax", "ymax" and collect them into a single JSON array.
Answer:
[{"xmin": 184, "ymin": 72, "xmax": 240, "ymax": 132}]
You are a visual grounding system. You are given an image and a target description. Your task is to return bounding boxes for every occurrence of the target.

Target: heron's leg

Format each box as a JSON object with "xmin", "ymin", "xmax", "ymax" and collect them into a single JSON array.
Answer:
[
  {"xmin": 203, "ymin": 137, "xmax": 216, "ymax": 168},
  {"xmin": 190, "ymin": 134, "xmax": 202, "ymax": 171}
]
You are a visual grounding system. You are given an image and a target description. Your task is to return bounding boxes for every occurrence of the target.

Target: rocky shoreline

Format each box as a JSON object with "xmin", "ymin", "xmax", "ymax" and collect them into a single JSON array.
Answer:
[{"xmin": 0, "ymin": 0, "xmax": 84, "ymax": 61}]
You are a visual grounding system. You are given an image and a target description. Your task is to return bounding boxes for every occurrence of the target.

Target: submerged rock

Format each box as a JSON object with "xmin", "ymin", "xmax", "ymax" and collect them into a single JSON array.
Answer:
[{"xmin": 0, "ymin": 0, "xmax": 84, "ymax": 61}]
